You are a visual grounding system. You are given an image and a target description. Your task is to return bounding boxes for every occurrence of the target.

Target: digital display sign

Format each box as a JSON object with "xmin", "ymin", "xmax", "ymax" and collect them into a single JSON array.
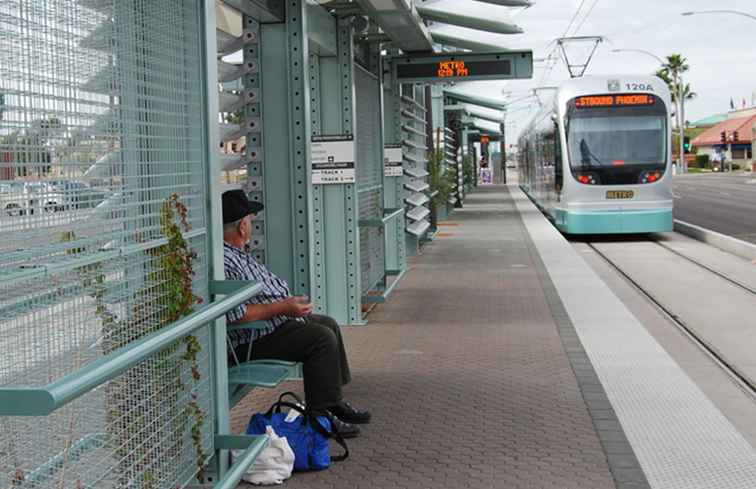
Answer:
[
  {"xmin": 397, "ymin": 59, "xmax": 510, "ymax": 80},
  {"xmin": 393, "ymin": 51, "xmax": 533, "ymax": 83},
  {"xmin": 575, "ymin": 94, "xmax": 656, "ymax": 108}
]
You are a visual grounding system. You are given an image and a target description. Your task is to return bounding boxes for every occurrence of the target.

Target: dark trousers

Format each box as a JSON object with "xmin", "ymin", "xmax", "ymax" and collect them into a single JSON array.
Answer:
[{"xmin": 231, "ymin": 314, "xmax": 351, "ymax": 410}]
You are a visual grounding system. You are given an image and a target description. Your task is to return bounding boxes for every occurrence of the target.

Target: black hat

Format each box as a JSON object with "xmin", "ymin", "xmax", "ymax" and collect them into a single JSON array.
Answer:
[{"xmin": 222, "ymin": 189, "xmax": 264, "ymax": 224}]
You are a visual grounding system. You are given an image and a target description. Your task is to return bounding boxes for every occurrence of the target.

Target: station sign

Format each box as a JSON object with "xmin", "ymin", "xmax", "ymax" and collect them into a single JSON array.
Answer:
[
  {"xmin": 311, "ymin": 135, "xmax": 355, "ymax": 184},
  {"xmin": 384, "ymin": 145, "xmax": 403, "ymax": 177},
  {"xmin": 392, "ymin": 51, "xmax": 533, "ymax": 84}
]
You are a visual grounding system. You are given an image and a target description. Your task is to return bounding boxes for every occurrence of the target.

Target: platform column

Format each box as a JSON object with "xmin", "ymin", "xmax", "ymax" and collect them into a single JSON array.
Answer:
[
  {"xmin": 260, "ymin": 0, "xmax": 314, "ymax": 297},
  {"xmin": 307, "ymin": 17, "xmax": 364, "ymax": 324},
  {"xmin": 382, "ymin": 60, "xmax": 408, "ymax": 274}
]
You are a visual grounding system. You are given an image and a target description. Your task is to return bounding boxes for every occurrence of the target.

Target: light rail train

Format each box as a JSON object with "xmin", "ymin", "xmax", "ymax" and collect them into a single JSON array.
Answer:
[{"xmin": 517, "ymin": 75, "xmax": 674, "ymax": 234}]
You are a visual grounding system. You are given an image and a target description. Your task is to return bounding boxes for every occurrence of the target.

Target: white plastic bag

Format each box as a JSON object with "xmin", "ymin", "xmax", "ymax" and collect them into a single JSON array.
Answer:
[{"xmin": 233, "ymin": 425, "xmax": 295, "ymax": 485}]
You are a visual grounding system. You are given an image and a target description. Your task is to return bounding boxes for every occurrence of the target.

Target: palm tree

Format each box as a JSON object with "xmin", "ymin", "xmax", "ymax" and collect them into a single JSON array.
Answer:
[
  {"xmin": 654, "ymin": 69, "xmax": 696, "ymax": 106},
  {"xmin": 655, "ymin": 54, "xmax": 691, "ymax": 171}
]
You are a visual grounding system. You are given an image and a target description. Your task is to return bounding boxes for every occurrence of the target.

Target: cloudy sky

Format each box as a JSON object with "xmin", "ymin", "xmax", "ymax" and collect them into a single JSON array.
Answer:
[{"xmin": 422, "ymin": 0, "xmax": 756, "ymax": 143}]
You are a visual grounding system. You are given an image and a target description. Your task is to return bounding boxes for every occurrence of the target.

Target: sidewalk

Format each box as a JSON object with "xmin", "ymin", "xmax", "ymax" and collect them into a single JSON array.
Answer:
[{"xmin": 231, "ymin": 186, "xmax": 620, "ymax": 489}]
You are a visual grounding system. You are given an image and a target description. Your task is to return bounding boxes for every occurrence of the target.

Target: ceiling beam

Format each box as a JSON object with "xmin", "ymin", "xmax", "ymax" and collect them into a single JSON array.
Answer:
[
  {"xmin": 445, "ymin": 90, "xmax": 508, "ymax": 111},
  {"xmin": 416, "ymin": 6, "xmax": 523, "ymax": 34},
  {"xmin": 471, "ymin": 0, "xmax": 533, "ymax": 6},
  {"xmin": 354, "ymin": 0, "xmax": 434, "ymax": 52},
  {"xmin": 430, "ymin": 32, "xmax": 510, "ymax": 52}
]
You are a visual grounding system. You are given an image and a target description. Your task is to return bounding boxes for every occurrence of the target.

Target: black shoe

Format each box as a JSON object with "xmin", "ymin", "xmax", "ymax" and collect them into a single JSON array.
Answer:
[
  {"xmin": 328, "ymin": 401, "xmax": 371, "ymax": 424},
  {"xmin": 329, "ymin": 415, "xmax": 360, "ymax": 439}
]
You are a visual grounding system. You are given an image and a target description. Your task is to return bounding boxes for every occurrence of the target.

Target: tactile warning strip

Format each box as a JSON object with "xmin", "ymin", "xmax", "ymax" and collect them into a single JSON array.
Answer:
[
  {"xmin": 512, "ymin": 185, "xmax": 756, "ymax": 489},
  {"xmin": 514, "ymin": 202, "xmax": 651, "ymax": 489}
]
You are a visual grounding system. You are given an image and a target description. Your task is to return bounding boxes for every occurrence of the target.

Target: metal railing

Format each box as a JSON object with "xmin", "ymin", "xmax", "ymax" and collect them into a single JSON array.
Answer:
[{"xmin": 0, "ymin": 281, "xmax": 262, "ymax": 417}]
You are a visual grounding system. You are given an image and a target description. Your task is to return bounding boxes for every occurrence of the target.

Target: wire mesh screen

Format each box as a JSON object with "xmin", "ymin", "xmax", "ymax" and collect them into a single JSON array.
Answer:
[
  {"xmin": 354, "ymin": 65, "xmax": 384, "ymax": 293},
  {"xmin": 0, "ymin": 1, "xmax": 213, "ymax": 487}
]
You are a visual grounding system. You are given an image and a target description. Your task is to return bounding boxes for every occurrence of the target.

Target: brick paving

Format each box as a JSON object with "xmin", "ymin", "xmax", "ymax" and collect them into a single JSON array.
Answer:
[{"xmin": 232, "ymin": 186, "xmax": 616, "ymax": 489}]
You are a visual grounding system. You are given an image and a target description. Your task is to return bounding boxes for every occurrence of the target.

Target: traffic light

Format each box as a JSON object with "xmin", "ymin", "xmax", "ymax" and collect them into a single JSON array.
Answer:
[
  {"xmin": 733, "ymin": 131, "xmax": 739, "ymax": 142},
  {"xmin": 720, "ymin": 131, "xmax": 727, "ymax": 144},
  {"xmin": 683, "ymin": 136, "xmax": 691, "ymax": 153}
]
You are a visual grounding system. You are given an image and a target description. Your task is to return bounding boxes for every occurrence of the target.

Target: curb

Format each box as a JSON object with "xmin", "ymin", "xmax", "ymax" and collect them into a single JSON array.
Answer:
[{"xmin": 674, "ymin": 220, "xmax": 756, "ymax": 262}]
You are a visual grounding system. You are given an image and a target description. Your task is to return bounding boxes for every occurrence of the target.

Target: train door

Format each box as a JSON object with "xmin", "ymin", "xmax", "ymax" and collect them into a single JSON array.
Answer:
[{"xmin": 553, "ymin": 119, "xmax": 563, "ymax": 198}]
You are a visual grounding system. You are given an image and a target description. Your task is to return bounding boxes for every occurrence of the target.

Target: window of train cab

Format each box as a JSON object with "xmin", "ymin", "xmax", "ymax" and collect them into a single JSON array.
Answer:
[{"xmin": 565, "ymin": 94, "xmax": 667, "ymax": 185}]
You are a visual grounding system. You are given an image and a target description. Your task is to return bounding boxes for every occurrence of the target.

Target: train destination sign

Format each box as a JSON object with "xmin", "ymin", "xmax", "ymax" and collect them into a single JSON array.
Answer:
[
  {"xmin": 393, "ymin": 51, "xmax": 533, "ymax": 83},
  {"xmin": 575, "ymin": 94, "xmax": 656, "ymax": 109}
]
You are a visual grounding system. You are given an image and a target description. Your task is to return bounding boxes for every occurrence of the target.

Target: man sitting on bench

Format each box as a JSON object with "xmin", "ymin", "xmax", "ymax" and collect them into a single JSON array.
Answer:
[{"xmin": 222, "ymin": 189, "xmax": 370, "ymax": 438}]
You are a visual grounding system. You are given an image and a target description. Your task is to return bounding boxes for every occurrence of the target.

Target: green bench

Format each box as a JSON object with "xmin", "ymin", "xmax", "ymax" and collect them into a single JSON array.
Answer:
[{"xmin": 226, "ymin": 321, "xmax": 303, "ymax": 408}]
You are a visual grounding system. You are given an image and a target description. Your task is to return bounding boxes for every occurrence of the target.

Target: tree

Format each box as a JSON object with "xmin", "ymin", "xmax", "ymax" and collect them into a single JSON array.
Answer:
[
  {"xmin": 654, "ymin": 69, "xmax": 696, "ymax": 106},
  {"xmin": 655, "ymin": 54, "xmax": 692, "ymax": 171}
]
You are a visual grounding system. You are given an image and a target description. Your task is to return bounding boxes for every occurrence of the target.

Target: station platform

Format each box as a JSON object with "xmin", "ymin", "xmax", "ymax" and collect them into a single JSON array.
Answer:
[{"xmin": 231, "ymin": 185, "xmax": 756, "ymax": 489}]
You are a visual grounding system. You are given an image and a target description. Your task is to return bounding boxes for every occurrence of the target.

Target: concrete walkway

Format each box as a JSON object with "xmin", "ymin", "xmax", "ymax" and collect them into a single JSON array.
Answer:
[{"xmin": 232, "ymin": 186, "xmax": 619, "ymax": 489}]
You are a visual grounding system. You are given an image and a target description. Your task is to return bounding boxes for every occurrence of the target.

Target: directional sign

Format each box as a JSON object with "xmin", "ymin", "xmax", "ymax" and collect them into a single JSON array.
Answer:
[
  {"xmin": 311, "ymin": 135, "xmax": 355, "ymax": 184},
  {"xmin": 392, "ymin": 51, "xmax": 533, "ymax": 84}
]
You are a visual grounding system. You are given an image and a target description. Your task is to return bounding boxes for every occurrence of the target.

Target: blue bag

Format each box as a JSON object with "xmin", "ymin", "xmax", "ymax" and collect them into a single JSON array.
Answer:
[{"xmin": 246, "ymin": 392, "xmax": 348, "ymax": 471}]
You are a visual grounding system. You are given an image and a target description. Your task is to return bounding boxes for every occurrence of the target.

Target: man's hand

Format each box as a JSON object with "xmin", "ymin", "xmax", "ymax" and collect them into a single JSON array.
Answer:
[{"xmin": 282, "ymin": 296, "xmax": 313, "ymax": 317}]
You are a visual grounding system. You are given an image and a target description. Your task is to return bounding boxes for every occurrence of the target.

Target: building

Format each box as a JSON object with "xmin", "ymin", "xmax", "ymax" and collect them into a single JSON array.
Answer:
[{"xmin": 691, "ymin": 108, "xmax": 756, "ymax": 167}]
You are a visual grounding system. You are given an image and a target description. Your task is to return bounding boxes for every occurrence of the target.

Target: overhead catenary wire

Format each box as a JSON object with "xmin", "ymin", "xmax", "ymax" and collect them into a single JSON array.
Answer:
[
  {"xmin": 573, "ymin": 0, "xmax": 601, "ymax": 35},
  {"xmin": 537, "ymin": 0, "xmax": 589, "ymax": 87}
]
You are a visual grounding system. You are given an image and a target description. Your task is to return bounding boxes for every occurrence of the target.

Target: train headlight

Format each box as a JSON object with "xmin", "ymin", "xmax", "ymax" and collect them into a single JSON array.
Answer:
[
  {"xmin": 576, "ymin": 173, "xmax": 599, "ymax": 185},
  {"xmin": 639, "ymin": 171, "xmax": 662, "ymax": 184}
]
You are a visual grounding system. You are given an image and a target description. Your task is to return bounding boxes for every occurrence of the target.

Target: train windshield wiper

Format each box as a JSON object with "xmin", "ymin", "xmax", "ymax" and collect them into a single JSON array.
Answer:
[{"xmin": 579, "ymin": 139, "xmax": 605, "ymax": 167}]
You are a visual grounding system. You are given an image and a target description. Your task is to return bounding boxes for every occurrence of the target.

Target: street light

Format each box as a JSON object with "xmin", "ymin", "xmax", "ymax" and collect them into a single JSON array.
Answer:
[
  {"xmin": 682, "ymin": 10, "xmax": 756, "ymax": 21},
  {"xmin": 611, "ymin": 48, "xmax": 664, "ymax": 64},
  {"xmin": 612, "ymin": 48, "xmax": 687, "ymax": 174}
]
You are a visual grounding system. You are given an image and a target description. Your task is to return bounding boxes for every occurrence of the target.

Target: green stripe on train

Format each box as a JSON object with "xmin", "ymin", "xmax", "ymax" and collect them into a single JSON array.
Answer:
[{"xmin": 554, "ymin": 208, "xmax": 673, "ymax": 234}]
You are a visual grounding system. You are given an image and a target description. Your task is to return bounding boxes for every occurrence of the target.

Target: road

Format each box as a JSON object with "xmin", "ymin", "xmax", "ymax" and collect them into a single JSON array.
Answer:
[{"xmin": 673, "ymin": 172, "xmax": 756, "ymax": 244}]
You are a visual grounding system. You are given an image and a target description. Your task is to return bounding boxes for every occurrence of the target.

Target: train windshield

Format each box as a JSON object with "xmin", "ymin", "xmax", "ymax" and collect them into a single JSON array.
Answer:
[{"xmin": 566, "ymin": 94, "xmax": 667, "ymax": 185}]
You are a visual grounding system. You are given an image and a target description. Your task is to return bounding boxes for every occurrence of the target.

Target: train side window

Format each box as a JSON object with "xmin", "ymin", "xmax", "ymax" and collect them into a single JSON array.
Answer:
[{"xmin": 553, "ymin": 123, "xmax": 563, "ymax": 191}]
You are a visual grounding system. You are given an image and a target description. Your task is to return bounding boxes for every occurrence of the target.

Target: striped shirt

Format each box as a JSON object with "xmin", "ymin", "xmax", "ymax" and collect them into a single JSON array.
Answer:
[{"xmin": 223, "ymin": 242, "xmax": 302, "ymax": 347}]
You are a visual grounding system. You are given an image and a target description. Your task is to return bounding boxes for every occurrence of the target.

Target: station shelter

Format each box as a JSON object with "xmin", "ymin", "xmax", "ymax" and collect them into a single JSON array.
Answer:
[{"xmin": 0, "ymin": 1, "xmax": 529, "ymax": 487}]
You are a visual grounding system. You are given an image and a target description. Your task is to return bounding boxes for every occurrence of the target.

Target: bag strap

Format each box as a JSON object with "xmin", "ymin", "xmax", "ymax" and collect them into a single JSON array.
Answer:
[
  {"xmin": 277, "ymin": 391, "xmax": 304, "ymax": 407},
  {"xmin": 265, "ymin": 400, "xmax": 307, "ymax": 418},
  {"xmin": 264, "ymin": 401, "xmax": 349, "ymax": 462},
  {"xmin": 307, "ymin": 413, "xmax": 349, "ymax": 462}
]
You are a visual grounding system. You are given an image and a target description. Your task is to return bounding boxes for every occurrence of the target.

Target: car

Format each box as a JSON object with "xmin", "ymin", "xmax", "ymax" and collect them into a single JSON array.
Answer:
[
  {"xmin": 48, "ymin": 179, "xmax": 107, "ymax": 209},
  {"xmin": 0, "ymin": 180, "xmax": 66, "ymax": 216},
  {"xmin": 24, "ymin": 181, "xmax": 65, "ymax": 213},
  {"xmin": 0, "ymin": 181, "xmax": 28, "ymax": 216}
]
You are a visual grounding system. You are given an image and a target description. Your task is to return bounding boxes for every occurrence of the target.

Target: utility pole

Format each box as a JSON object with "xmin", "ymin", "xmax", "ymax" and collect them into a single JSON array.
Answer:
[{"xmin": 678, "ymin": 74, "xmax": 686, "ymax": 173}]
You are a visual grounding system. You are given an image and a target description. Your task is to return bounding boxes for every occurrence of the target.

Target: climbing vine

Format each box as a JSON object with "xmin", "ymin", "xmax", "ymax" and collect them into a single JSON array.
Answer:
[
  {"xmin": 157, "ymin": 193, "xmax": 206, "ymax": 483},
  {"xmin": 57, "ymin": 192, "xmax": 207, "ymax": 486}
]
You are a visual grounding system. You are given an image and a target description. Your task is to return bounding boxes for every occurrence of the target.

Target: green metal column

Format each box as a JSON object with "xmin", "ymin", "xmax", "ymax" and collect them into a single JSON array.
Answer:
[
  {"xmin": 201, "ymin": 0, "xmax": 232, "ymax": 480},
  {"xmin": 382, "ymin": 61, "xmax": 407, "ymax": 273},
  {"xmin": 260, "ymin": 0, "xmax": 314, "ymax": 296},
  {"xmin": 310, "ymin": 18, "xmax": 364, "ymax": 324},
  {"xmin": 308, "ymin": 17, "xmax": 363, "ymax": 324},
  {"xmin": 242, "ymin": 16, "xmax": 267, "ymax": 264}
]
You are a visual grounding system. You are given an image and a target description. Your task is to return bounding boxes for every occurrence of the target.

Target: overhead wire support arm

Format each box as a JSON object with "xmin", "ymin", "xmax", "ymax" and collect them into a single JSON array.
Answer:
[{"xmin": 556, "ymin": 36, "xmax": 604, "ymax": 78}]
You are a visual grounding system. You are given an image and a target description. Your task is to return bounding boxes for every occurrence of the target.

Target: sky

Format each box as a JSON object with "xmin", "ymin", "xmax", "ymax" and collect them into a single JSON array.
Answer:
[{"xmin": 421, "ymin": 0, "xmax": 756, "ymax": 145}]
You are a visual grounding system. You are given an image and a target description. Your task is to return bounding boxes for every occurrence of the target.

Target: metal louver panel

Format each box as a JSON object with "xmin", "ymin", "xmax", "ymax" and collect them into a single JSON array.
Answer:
[
  {"xmin": 400, "ymin": 89, "xmax": 430, "ymax": 239},
  {"xmin": 355, "ymin": 65, "xmax": 385, "ymax": 295},
  {"xmin": 406, "ymin": 219, "xmax": 431, "ymax": 237},
  {"xmin": 404, "ymin": 167, "xmax": 429, "ymax": 179},
  {"xmin": 405, "ymin": 192, "xmax": 429, "ymax": 207},
  {"xmin": 0, "ymin": 1, "xmax": 212, "ymax": 488},
  {"xmin": 406, "ymin": 206, "xmax": 430, "ymax": 222},
  {"xmin": 405, "ymin": 181, "xmax": 430, "ymax": 193}
]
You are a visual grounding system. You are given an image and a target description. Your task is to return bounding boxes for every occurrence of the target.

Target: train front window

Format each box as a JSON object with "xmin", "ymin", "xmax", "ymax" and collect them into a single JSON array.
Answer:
[{"xmin": 566, "ymin": 95, "xmax": 667, "ymax": 185}]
